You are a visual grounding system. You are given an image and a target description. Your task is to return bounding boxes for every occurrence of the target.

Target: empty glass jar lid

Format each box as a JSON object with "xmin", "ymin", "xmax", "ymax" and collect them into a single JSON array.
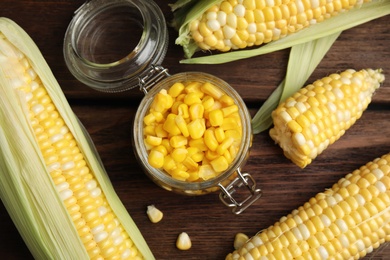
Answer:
[{"xmin": 63, "ymin": 0, "xmax": 168, "ymax": 92}]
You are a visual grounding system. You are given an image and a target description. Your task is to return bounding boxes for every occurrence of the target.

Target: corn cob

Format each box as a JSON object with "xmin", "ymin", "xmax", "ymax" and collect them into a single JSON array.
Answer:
[
  {"xmin": 185, "ymin": 0, "xmax": 369, "ymax": 53},
  {"xmin": 227, "ymin": 153, "xmax": 390, "ymax": 260},
  {"xmin": 269, "ymin": 68, "xmax": 384, "ymax": 168},
  {"xmin": 0, "ymin": 18, "xmax": 154, "ymax": 259}
]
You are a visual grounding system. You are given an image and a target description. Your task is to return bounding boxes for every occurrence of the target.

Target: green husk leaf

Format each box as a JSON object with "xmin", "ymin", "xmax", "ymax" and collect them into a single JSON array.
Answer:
[
  {"xmin": 173, "ymin": 0, "xmax": 222, "ymax": 58},
  {"xmin": 177, "ymin": 0, "xmax": 390, "ymax": 63},
  {"xmin": 0, "ymin": 17, "xmax": 155, "ymax": 260},
  {"xmin": 251, "ymin": 32, "xmax": 341, "ymax": 134}
]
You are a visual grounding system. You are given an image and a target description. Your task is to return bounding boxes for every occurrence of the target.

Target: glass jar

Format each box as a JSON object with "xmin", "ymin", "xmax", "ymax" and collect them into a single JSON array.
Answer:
[
  {"xmin": 64, "ymin": 0, "xmax": 261, "ymax": 214},
  {"xmin": 63, "ymin": 0, "xmax": 168, "ymax": 92},
  {"xmin": 133, "ymin": 71, "xmax": 262, "ymax": 214}
]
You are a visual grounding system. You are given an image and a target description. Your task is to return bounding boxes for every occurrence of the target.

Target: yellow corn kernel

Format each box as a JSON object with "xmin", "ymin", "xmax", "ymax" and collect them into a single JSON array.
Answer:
[
  {"xmin": 143, "ymin": 125, "xmax": 155, "ymax": 136},
  {"xmin": 220, "ymin": 95, "xmax": 235, "ymax": 106},
  {"xmin": 163, "ymin": 114, "xmax": 181, "ymax": 136},
  {"xmin": 145, "ymin": 135, "xmax": 162, "ymax": 147},
  {"xmin": 183, "ymin": 157, "xmax": 198, "ymax": 171},
  {"xmin": 270, "ymin": 69, "xmax": 384, "ymax": 168},
  {"xmin": 217, "ymin": 136, "xmax": 234, "ymax": 155},
  {"xmin": 143, "ymin": 112, "xmax": 156, "ymax": 126},
  {"xmin": 163, "ymin": 155, "xmax": 176, "ymax": 172},
  {"xmin": 171, "ymin": 148, "xmax": 188, "ymax": 163},
  {"xmin": 189, "ymin": 103, "xmax": 205, "ymax": 120},
  {"xmin": 209, "ymin": 109, "xmax": 224, "ymax": 127},
  {"xmin": 161, "ymin": 139, "xmax": 173, "ymax": 153},
  {"xmin": 184, "ymin": 92, "xmax": 202, "ymax": 105},
  {"xmin": 210, "ymin": 156, "xmax": 229, "ymax": 172},
  {"xmin": 225, "ymin": 129, "xmax": 242, "ymax": 140},
  {"xmin": 189, "ymin": 138, "xmax": 208, "ymax": 151},
  {"xmin": 198, "ymin": 164, "xmax": 217, "ymax": 180},
  {"xmin": 153, "ymin": 145, "xmax": 168, "ymax": 156},
  {"xmin": 222, "ymin": 104, "xmax": 239, "ymax": 117},
  {"xmin": 175, "ymin": 115, "xmax": 189, "ymax": 137},
  {"xmin": 148, "ymin": 150, "xmax": 164, "ymax": 168},
  {"xmin": 155, "ymin": 123, "xmax": 168, "ymax": 138},
  {"xmin": 205, "ymin": 150, "xmax": 220, "ymax": 161},
  {"xmin": 234, "ymin": 233, "xmax": 249, "ymax": 250},
  {"xmin": 177, "ymin": 103, "xmax": 190, "ymax": 118},
  {"xmin": 202, "ymin": 95, "xmax": 215, "ymax": 110},
  {"xmin": 168, "ymin": 82, "xmax": 185, "ymax": 97},
  {"xmin": 204, "ymin": 129, "xmax": 219, "ymax": 151},
  {"xmin": 222, "ymin": 117, "xmax": 239, "ymax": 131},
  {"xmin": 214, "ymin": 127, "xmax": 226, "ymax": 143},
  {"xmin": 201, "ymin": 82, "xmax": 224, "ymax": 99},
  {"xmin": 146, "ymin": 205, "xmax": 163, "ymax": 223},
  {"xmin": 170, "ymin": 135, "xmax": 188, "ymax": 148},
  {"xmin": 176, "ymin": 232, "xmax": 192, "ymax": 250},
  {"xmin": 188, "ymin": 118, "xmax": 206, "ymax": 139},
  {"xmin": 151, "ymin": 91, "xmax": 173, "ymax": 112}
]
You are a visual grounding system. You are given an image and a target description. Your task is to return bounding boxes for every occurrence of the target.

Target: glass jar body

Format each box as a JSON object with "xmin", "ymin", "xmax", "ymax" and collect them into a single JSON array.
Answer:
[
  {"xmin": 133, "ymin": 72, "xmax": 253, "ymax": 195},
  {"xmin": 63, "ymin": 0, "xmax": 168, "ymax": 92}
]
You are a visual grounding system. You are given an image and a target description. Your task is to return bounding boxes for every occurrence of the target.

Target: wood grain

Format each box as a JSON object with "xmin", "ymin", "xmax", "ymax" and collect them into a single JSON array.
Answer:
[{"xmin": 0, "ymin": 1, "xmax": 389, "ymax": 259}]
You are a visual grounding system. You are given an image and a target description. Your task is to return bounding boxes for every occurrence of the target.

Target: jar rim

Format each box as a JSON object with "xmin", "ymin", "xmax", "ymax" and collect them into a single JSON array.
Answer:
[
  {"xmin": 63, "ymin": 0, "xmax": 168, "ymax": 92},
  {"xmin": 133, "ymin": 72, "xmax": 253, "ymax": 192}
]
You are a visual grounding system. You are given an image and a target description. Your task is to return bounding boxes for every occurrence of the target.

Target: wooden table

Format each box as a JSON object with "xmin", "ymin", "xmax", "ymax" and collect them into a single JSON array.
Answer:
[{"xmin": 0, "ymin": 1, "xmax": 389, "ymax": 259}]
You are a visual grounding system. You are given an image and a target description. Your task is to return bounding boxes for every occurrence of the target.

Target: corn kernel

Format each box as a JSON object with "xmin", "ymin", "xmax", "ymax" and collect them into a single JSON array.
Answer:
[
  {"xmin": 176, "ymin": 232, "xmax": 192, "ymax": 250},
  {"xmin": 148, "ymin": 150, "xmax": 164, "ymax": 168},
  {"xmin": 163, "ymin": 114, "xmax": 181, "ymax": 136},
  {"xmin": 170, "ymin": 135, "xmax": 188, "ymax": 148},
  {"xmin": 145, "ymin": 135, "xmax": 162, "ymax": 147},
  {"xmin": 209, "ymin": 109, "xmax": 224, "ymax": 127},
  {"xmin": 204, "ymin": 129, "xmax": 219, "ymax": 151},
  {"xmin": 198, "ymin": 164, "xmax": 217, "ymax": 180},
  {"xmin": 210, "ymin": 156, "xmax": 229, "ymax": 172},
  {"xmin": 189, "ymin": 103, "xmax": 205, "ymax": 120},
  {"xmin": 184, "ymin": 92, "xmax": 202, "ymax": 105},
  {"xmin": 188, "ymin": 118, "xmax": 206, "ymax": 139},
  {"xmin": 171, "ymin": 148, "xmax": 188, "ymax": 163},
  {"xmin": 168, "ymin": 82, "xmax": 185, "ymax": 97},
  {"xmin": 201, "ymin": 82, "xmax": 224, "ymax": 99},
  {"xmin": 146, "ymin": 205, "xmax": 163, "ymax": 223}
]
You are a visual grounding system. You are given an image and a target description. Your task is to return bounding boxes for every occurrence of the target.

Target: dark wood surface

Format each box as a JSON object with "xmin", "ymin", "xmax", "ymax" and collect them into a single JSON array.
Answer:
[{"xmin": 0, "ymin": 1, "xmax": 389, "ymax": 259}]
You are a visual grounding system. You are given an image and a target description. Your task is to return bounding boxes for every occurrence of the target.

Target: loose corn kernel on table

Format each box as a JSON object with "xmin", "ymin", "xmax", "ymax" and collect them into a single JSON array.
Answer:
[{"xmin": 1, "ymin": 1, "xmax": 390, "ymax": 259}]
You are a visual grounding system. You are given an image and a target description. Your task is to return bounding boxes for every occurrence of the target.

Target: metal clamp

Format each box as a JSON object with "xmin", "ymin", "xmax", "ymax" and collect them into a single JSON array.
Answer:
[
  {"xmin": 218, "ymin": 169, "xmax": 262, "ymax": 215},
  {"xmin": 138, "ymin": 65, "xmax": 170, "ymax": 94}
]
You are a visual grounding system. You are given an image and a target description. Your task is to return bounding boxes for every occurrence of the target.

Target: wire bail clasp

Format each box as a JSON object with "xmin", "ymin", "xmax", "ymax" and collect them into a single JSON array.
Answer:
[
  {"xmin": 218, "ymin": 169, "xmax": 262, "ymax": 215},
  {"xmin": 138, "ymin": 65, "xmax": 170, "ymax": 94}
]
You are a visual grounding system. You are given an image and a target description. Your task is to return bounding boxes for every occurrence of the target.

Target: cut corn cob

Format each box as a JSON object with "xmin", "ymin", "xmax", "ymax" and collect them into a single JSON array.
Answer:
[
  {"xmin": 226, "ymin": 153, "xmax": 390, "ymax": 260},
  {"xmin": 270, "ymin": 68, "xmax": 384, "ymax": 168},
  {"xmin": 0, "ymin": 18, "xmax": 154, "ymax": 259}
]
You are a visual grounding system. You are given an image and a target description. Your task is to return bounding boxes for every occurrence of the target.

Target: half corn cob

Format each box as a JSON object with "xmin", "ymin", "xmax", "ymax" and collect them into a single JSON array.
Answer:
[
  {"xmin": 226, "ymin": 153, "xmax": 390, "ymax": 259},
  {"xmin": 0, "ymin": 18, "xmax": 154, "ymax": 259},
  {"xmin": 269, "ymin": 68, "xmax": 384, "ymax": 168},
  {"xmin": 172, "ymin": 0, "xmax": 371, "ymax": 57}
]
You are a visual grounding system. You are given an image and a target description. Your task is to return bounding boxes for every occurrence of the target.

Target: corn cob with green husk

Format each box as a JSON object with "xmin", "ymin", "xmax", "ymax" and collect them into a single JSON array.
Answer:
[
  {"xmin": 227, "ymin": 153, "xmax": 390, "ymax": 260},
  {"xmin": 270, "ymin": 68, "xmax": 384, "ymax": 168},
  {"xmin": 0, "ymin": 17, "xmax": 154, "ymax": 259},
  {"xmin": 171, "ymin": 0, "xmax": 390, "ymax": 62}
]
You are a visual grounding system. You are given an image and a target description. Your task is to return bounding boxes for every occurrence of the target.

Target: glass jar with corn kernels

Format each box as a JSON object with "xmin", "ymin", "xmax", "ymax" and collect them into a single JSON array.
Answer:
[{"xmin": 64, "ymin": 0, "xmax": 262, "ymax": 214}]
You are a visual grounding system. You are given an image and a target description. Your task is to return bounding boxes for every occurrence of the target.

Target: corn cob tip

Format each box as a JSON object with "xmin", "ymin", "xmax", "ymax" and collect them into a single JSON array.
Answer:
[{"xmin": 270, "ymin": 68, "xmax": 384, "ymax": 168}]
